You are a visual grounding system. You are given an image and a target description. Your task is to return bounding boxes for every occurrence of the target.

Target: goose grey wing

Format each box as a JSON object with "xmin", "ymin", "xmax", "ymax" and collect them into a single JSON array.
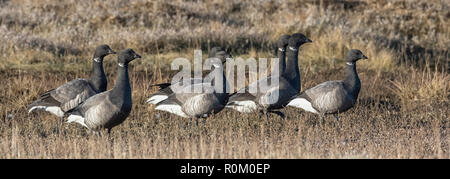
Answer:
[
  {"xmin": 302, "ymin": 80, "xmax": 348, "ymax": 113},
  {"xmin": 68, "ymin": 91, "xmax": 110, "ymax": 117},
  {"xmin": 170, "ymin": 83, "xmax": 216, "ymax": 103},
  {"xmin": 154, "ymin": 93, "xmax": 188, "ymax": 118},
  {"xmin": 302, "ymin": 81, "xmax": 344, "ymax": 100},
  {"xmin": 50, "ymin": 78, "xmax": 97, "ymax": 112},
  {"xmin": 169, "ymin": 78, "xmax": 204, "ymax": 93},
  {"xmin": 262, "ymin": 78, "xmax": 299, "ymax": 109},
  {"xmin": 147, "ymin": 78, "xmax": 203, "ymax": 104},
  {"xmin": 228, "ymin": 75, "xmax": 281, "ymax": 103},
  {"xmin": 83, "ymin": 95, "xmax": 122, "ymax": 130},
  {"xmin": 68, "ymin": 92, "xmax": 120, "ymax": 129},
  {"xmin": 227, "ymin": 86, "xmax": 257, "ymax": 104},
  {"xmin": 149, "ymin": 83, "xmax": 173, "ymax": 96}
]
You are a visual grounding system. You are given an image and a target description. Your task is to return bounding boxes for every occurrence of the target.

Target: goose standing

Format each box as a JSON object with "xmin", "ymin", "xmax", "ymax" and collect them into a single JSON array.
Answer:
[
  {"xmin": 287, "ymin": 49, "xmax": 368, "ymax": 121},
  {"xmin": 225, "ymin": 33, "xmax": 312, "ymax": 117},
  {"xmin": 28, "ymin": 44, "xmax": 116, "ymax": 118},
  {"xmin": 146, "ymin": 47, "xmax": 226, "ymax": 104},
  {"xmin": 67, "ymin": 49, "xmax": 141, "ymax": 134},
  {"xmin": 153, "ymin": 50, "xmax": 232, "ymax": 118}
]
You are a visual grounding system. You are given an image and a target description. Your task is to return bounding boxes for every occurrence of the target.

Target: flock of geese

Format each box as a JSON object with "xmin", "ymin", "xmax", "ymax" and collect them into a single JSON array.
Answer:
[{"xmin": 27, "ymin": 32, "xmax": 368, "ymax": 134}]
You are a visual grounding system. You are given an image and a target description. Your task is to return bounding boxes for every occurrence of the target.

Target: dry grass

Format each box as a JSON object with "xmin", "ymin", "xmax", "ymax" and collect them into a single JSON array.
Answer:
[
  {"xmin": 0, "ymin": 0, "xmax": 448, "ymax": 158},
  {"xmin": 390, "ymin": 65, "xmax": 449, "ymax": 109}
]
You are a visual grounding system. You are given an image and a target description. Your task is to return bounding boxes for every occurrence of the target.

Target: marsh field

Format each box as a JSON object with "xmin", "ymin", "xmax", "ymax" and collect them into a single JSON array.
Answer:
[{"xmin": 0, "ymin": 0, "xmax": 448, "ymax": 158}]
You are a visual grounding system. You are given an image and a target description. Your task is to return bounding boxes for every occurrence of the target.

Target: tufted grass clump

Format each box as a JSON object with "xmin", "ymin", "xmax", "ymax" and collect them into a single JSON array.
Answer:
[{"xmin": 389, "ymin": 65, "xmax": 449, "ymax": 109}]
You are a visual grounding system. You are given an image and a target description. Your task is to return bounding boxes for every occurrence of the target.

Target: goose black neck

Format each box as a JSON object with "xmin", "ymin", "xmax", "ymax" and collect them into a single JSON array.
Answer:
[
  {"xmin": 209, "ymin": 66, "xmax": 229, "ymax": 94},
  {"xmin": 343, "ymin": 62, "xmax": 361, "ymax": 98},
  {"xmin": 221, "ymin": 67, "xmax": 229, "ymax": 94},
  {"xmin": 89, "ymin": 56, "xmax": 107, "ymax": 92},
  {"xmin": 111, "ymin": 63, "xmax": 131, "ymax": 98},
  {"xmin": 282, "ymin": 47, "xmax": 301, "ymax": 90},
  {"xmin": 276, "ymin": 48, "xmax": 286, "ymax": 75}
]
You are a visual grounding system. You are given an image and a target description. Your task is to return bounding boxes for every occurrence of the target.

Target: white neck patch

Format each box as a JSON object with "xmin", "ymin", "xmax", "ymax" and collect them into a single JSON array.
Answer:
[
  {"xmin": 118, "ymin": 63, "xmax": 126, "ymax": 67},
  {"xmin": 278, "ymin": 48, "xmax": 285, "ymax": 52},
  {"xmin": 288, "ymin": 46, "xmax": 298, "ymax": 51},
  {"xmin": 346, "ymin": 62, "xmax": 355, "ymax": 66},
  {"xmin": 94, "ymin": 58, "xmax": 101, "ymax": 63}
]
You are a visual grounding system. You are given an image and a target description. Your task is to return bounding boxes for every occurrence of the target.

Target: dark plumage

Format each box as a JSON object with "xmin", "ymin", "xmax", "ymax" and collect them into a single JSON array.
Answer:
[
  {"xmin": 146, "ymin": 47, "xmax": 229, "ymax": 105},
  {"xmin": 153, "ymin": 49, "xmax": 232, "ymax": 118},
  {"xmin": 67, "ymin": 49, "xmax": 141, "ymax": 133},
  {"xmin": 28, "ymin": 44, "xmax": 116, "ymax": 118},
  {"xmin": 226, "ymin": 33, "xmax": 312, "ymax": 116},
  {"xmin": 276, "ymin": 34, "xmax": 290, "ymax": 75},
  {"xmin": 287, "ymin": 49, "xmax": 368, "ymax": 120}
]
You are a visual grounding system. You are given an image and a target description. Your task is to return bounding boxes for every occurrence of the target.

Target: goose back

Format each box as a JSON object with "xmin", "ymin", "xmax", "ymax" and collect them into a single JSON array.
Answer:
[{"xmin": 300, "ymin": 80, "xmax": 356, "ymax": 114}]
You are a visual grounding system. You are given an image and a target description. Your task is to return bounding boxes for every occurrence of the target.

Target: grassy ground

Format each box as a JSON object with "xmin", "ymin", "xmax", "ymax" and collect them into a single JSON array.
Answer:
[{"xmin": 0, "ymin": 0, "xmax": 448, "ymax": 158}]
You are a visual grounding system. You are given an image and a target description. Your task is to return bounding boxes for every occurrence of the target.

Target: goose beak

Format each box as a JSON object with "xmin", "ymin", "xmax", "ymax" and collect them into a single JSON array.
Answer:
[
  {"xmin": 306, "ymin": 39, "xmax": 312, "ymax": 43},
  {"xmin": 362, "ymin": 55, "xmax": 368, "ymax": 60},
  {"xmin": 134, "ymin": 53, "xmax": 142, "ymax": 59},
  {"xmin": 108, "ymin": 50, "xmax": 116, "ymax": 54}
]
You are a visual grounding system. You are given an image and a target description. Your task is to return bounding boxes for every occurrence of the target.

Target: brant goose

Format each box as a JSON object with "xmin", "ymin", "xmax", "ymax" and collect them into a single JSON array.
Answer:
[
  {"xmin": 225, "ymin": 33, "xmax": 312, "ymax": 117},
  {"xmin": 28, "ymin": 44, "xmax": 115, "ymax": 118},
  {"xmin": 66, "ymin": 49, "xmax": 141, "ymax": 134},
  {"xmin": 154, "ymin": 50, "xmax": 232, "ymax": 118},
  {"xmin": 146, "ymin": 47, "xmax": 227, "ymax": 104},
  {"xmin": 287, "ymin": 49, "xmax": 368, "ymax": 120}
]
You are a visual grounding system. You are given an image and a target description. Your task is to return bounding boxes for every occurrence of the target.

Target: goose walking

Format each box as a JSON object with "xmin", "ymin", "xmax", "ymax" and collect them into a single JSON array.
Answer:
[
  {"xmin": 225, "ymin": 33, "xmax": 312, "ymax": 117},
  {"xmin": 287, "ymin": 49, "xmax": 368, "ymax": 121},
  {"xmin": 66, "ymin": 49, "xmax": 141, "ymax": 134},
  {"xmin": 146, "ymin": 47, "xmax": 226, "ymax": 104},
  {"xmin": 153, "ymin": 49, "xmax": 232, "ymax": 118},
  {"xmin": 28, "ymin": 44, "xmax": 115, "ymax": 118}
]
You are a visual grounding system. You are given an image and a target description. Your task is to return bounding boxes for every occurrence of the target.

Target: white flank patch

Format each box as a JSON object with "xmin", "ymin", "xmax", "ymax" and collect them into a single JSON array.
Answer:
[
  {"xmin": 146, "ymin": 95, "xmax": 168, "ymax": 104},
  {"xmin": 67, "ymin": 115, "xmax": 88, "ymax": 128},
  {"xmin": 29, "ymin": 106, "xmax": 65, "ymax": 117},
  {"xmin": 287, "ymin": 98, "xmax": 319, "ymax": 114},
  {"xmin": 225, "ymin": 100, "xmax": 258, "ymax": 113},
  {"xmin": 45, "ymin": 106, "xmax": 65, "ymax": 117},
  {"xmin": 28, "ymin": 106, "xmax": 44, "ymax": 113},
  {"xmin": 155, "ymin": 104, "xmax": 189, "ymax": 118}
]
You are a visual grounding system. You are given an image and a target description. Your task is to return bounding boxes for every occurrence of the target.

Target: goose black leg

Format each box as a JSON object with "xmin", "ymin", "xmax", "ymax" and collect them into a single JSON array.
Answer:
[
  {"xmin": 319, "ymin": 114, "xmax": 326, "ymax": 125},
  {"xmin": 106, "ymin": 128, "xmax": 113, "ymax": 140},
  {"xmin": 261, "ymin": 110, "xmax": 269, "ymax": 121},
  {"xmin": 333, "ymin": 114, "xmax": 339, "ymax": 121},
  {"xmin": 55, "ymin": 116, "xmax": 65, "ymax": 135},
  {"xmin": 269, "ymin": 111, "xmax": 285, "ymax": 119},
  {"xmin": 189, "ymin": 117, "xmax": 198, "ymax": 127},
  {"xmin": 89, "ymin": 130, "xmax": 101, "ymax": 137}
]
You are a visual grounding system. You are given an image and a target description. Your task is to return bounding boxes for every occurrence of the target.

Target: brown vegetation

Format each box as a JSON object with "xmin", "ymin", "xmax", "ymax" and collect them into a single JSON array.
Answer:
[{"xmin": 0, "ymin": 0, "xmax": 448, "ymax": 158}]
